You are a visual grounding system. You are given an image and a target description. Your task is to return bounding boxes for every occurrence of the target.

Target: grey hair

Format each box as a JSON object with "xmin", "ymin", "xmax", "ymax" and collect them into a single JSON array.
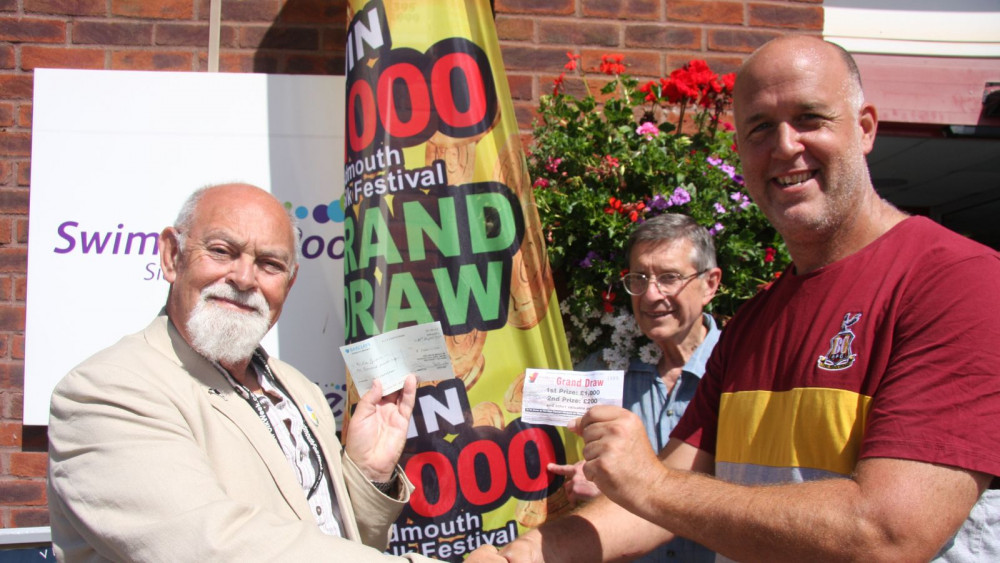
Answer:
[
  {"xmin": 172, "ymin": 183, "xmax": 301, "ymax": 267},
  {"xmin": 626, "ymin": 213, "xmax": 717, "ymax": 272}
]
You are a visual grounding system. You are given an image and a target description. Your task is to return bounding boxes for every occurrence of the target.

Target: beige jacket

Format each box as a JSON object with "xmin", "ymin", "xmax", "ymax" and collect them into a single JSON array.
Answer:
[{"xmin": 48, "ymin": 314, "xmax": 436, "ymax": 562}]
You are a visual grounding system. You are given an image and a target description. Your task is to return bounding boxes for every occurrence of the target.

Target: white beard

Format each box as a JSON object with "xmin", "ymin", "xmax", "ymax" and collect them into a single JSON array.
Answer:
[{"xmin": 186, "ymin": 282, "xmax": 271, "ymax": 366}]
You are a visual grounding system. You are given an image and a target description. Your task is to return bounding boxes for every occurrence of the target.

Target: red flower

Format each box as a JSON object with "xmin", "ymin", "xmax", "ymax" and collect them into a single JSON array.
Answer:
[
  {"xmin": 603, "ymin": 154, "xmax": 620, "ymax": 168},
  {"xmin": 599, "ymin": 53, "xmax": 626, "ymax": 76},
  {"xmin": 720, "ymin": 72, "xmax": 735, "ymax": 94},
  {"xmin": 661, "ymin": 69, "xmax": 699, "ymax": 104},
  {"xmin": 764, "ymin": 247, "xmax": 776, "ymax": 263},
  {"xmin": 601, "ymin": 289, "xmax": 617, "ymax": 312},
  {"xmin": 564, "ymin": 52, "xmax": 581, "ymax": 71},
  {"xmin": 639, "ymin": 80, "xmax": 660, "ymax": 102},
  {"xmin": 628, "ymin": 210, "xmax": 639, "ymax": 222},
  {"xmin": 553, "ymin": 73, "xmax": 565, "ymax": 95},
  {"xmin": 532, "ymin": 177, "xmax": 549, "ymax": 189}
]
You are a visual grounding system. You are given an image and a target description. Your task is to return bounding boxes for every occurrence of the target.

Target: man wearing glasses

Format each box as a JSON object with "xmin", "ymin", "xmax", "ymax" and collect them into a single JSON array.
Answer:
[{"xmin": 548, "ymin": 212, "xmax": 721, "ymax": 562}]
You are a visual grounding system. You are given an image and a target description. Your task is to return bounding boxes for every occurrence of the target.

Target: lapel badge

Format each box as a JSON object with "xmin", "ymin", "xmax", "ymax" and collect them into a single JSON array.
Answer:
[{"xmin": 305, "ymin": 404, "xmax": 320, "ymax": 426}]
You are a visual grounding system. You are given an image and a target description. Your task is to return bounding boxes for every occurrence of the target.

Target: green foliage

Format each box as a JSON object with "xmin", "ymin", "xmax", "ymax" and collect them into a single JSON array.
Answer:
[{"xmin": 529, "ymin": 56, "xmax": 790, "ymax": 364}]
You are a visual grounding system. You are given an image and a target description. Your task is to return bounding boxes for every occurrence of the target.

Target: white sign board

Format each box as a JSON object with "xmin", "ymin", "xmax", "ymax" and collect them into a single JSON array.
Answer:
[{"xmin": 25, "ymin": 69, "xmax": 348, "ymax": 425}]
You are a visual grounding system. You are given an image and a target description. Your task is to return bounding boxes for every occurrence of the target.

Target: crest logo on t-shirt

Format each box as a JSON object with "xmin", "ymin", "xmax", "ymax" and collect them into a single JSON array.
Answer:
[{"xmin": 817, "ymin": 312, "xmax": 862, "ymax": 371}]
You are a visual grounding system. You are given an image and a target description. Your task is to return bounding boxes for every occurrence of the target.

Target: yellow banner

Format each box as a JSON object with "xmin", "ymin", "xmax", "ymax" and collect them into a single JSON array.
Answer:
[{"xmin": 343, "ymin": 1, "xmax": 579, "ymax": 560}]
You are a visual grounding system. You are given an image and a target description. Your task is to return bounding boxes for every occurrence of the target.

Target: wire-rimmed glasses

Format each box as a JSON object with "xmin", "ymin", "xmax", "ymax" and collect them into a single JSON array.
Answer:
[{"xmin": 620, "ymin": 270, "xmax": 707, "ymax": 296}]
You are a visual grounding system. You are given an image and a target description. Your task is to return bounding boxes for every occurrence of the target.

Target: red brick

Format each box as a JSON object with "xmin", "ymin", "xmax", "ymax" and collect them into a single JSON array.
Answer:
[
  {"xmin": 0, "ymin": 0, "xmax": 15, "ymax": 11},
  {"xmin": 505, "ymin": 74, "xmax": 533, "ymax": 101},
  {"xmin": 25, "ymin": 0, "xmax": 105, "ymax": 17},
  {"xmin": 0, "ymin": 44, "xmax": 15, "ymax": 69},
  {"xmin": 244, "ymin": 25, "xmax": 319, "ymax": 51},
  {"xmin": 625, "ymin": 24, "xmax": 701, "ymax": 50},
  {"xmin": 21, "ymin": 45, "xmax": 105, "ymax": 70},
  {"xmin": 0, "ymin": 220, "xmax": 10, "ymax": 244},
  {"xmin": 0, "ymin": 334, "xmax": 14, "ymax": 362},
  {"xmin": 0, "ymin": 248, "xmax": 27, "ymax": 274},
  {"xmin": 11, "ymin": 334, "xmax": 24, "ymax": 359},
  {"xmin": 499, "ymin": 45, "xmax": 569, "ymax": 72},
  {"xmin": 0, "ymin": 75, "xmax": 33, "ymax": 99},
  {"xmin": 319, "ymin": 28, "xmax": 346, "ymax": 55},
  {"xmin": 73, "ymin": 21, "xmax": 154, "ymax": 46},
  {"xmin": 16, "ymin": 163, "xmax": 30, "ymax": 187},
  {"xmin": 0, "ymin": 17, "xmax": 67, "ymax": 43},
  {"xmin": 112, "ymin": 0, "xmax": 193, "ymax": 20},
  {"xmin": 0, "ymin": 362, "xmax": 23, "ymax": 388},
  {"xmin": 582, "ymin": 49, "xmax": 660, "ymax": 78},
  {"xmin": 668, "ymin": 1, "xmax": 744, "ymax": 25},
  {"xmin": 538, "ymin": 21, "xmax": 620, "ymax": 48},
  {"xmin": 12, "ymin": 507, "xmax": 49, "ymax": 527},
  {"xmin": 222, "ymin": 0, "xmax": 283, "ymax": 22},
  {"xmin": 495, "ymin": 0, "xmax": 573, "ymax": 16},
  {"xmin": 748, "ymin": 3, "xmax": 823, "ymax": 30},
  {"xmin": 0, "ymin": 479, "xmax": 46, "ymax": 505},
  {"xmin": 215, "ymin": 52, "xmax": 275, "ymax": 73},
  {"xmin": 156, "ymin": 22, "xmax": 237, "ymax": 47},
  {"xmin": 582, "ymin": 0, "xmax": 661, "ymax": 20},
  {"xmin": 13, "ymin": 276, "xmax": 26, "ymax": 301},
  {"xmin": 111, "ymin": 50, "xmax": 193, "ymax": 71},
  {"xmin": 278, "ymin": 0, "xmax": 343, "ymax": 24},
  {"xmin": 0, "ymin": 162, "xmax": 10, "ymax": 186},
  {"xmin": 0, "ymin": 131, "xmax": 31, "ymax": 158},
  {"xmin": 0, "ymin": 421, "xmax": 21, "ymax": 446},
  {"xmin": 284, "ymin": 53, "xmax": 341, "ymax": 75},
  {"xmin": 707, "ymin": 28, "xmax": 782, "ymax": 54},
  {"xmin": 496, "ymin": 16, "xmax": 533, "ymax": 42},
  {"xmin": 0, "ymin": 102, "xmax": 12, "ymax": 127},
  {"xmin": 10, "ymin": 452, "xmax": 46, "ymax": 477},
  {"xmin": 17, "ymin": 104, "xmax": 31, "ymax": 128},
  {"xmin": 513, "ymin": 102, "xmax": 536, "ymax": 132},
  {"xmin": 0, "ymin": 304, "xmax": 25, "ymax": 329}
]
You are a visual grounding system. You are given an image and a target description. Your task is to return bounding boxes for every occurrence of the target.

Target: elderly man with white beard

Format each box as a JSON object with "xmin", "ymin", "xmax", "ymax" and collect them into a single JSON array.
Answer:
[{"xmin": 47, "ymin": 183, "xmax": 442, "ymax": 562}]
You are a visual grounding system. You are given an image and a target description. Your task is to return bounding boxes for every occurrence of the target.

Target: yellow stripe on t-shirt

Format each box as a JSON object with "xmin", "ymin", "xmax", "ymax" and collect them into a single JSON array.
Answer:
[{"xmin": 717, "ymin": 388, "xmax": 873, "ymax": 476}]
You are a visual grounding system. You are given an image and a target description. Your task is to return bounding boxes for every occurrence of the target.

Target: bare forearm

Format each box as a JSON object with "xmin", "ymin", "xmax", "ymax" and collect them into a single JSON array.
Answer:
[
  {"xmin": 504, "ymin": 496, "xmax": 672, "ymax": 562},
  {"xmin": 617, "ymin": 459, "xmax": 985, "ymax": 562}
]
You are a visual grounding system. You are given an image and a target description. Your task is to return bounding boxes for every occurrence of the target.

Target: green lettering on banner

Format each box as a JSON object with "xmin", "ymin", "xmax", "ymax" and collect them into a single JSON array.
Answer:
[
  {"xmin": 433, "ymin": 261, "xmax": 503, "ymax": 326},
  {"xmin": 359, "ymin": 205, "xmax": 402, "ymax": 269},
  {"xmin": 384, "ymin": 271, "xmax": 434, "ymax": 331},
  {"xmin": 467, "ymin": 192, "xmax": 517, "ymax": 254},
  {"xmin": 403, "ymin": 198, "xmax": 460, "ymax": 261},
  {"xmin": 343, "ymin": 215, "xmax": 357, "ymax": 274},
  {"xmin": 347, "ymin": 277, "xmax": 378, "ymax": 338}
]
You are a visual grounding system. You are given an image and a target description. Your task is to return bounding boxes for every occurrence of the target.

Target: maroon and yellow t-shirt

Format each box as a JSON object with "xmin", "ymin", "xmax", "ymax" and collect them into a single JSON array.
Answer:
[{"xmin": 674, "ymin": 216, "xmax": 1000, "ymax": 486}]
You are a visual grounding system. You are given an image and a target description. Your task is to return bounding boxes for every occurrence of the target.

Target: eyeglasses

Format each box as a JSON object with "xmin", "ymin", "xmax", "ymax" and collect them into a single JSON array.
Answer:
[{"xmin": 620, "ymin": 270, "xmax": 706, "ymax": 296}]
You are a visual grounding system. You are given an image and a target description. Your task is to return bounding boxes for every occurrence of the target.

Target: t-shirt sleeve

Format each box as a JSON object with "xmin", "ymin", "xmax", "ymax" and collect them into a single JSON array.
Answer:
[{"xmin": 860, "ymin": 252, "xmax": 1000, "ymax": 479}]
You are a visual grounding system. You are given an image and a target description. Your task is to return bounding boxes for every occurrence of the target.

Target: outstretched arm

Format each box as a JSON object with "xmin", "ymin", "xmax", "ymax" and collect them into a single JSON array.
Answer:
[{"xmin": 573, "ymin": 406, "xmax": 989, "ymax": 563}]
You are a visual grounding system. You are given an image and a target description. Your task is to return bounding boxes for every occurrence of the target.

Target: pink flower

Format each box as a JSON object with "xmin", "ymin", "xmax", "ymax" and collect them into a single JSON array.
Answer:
[{"xmin": 636, "ymin": 122, "xmax": 659, "ymax": 140}]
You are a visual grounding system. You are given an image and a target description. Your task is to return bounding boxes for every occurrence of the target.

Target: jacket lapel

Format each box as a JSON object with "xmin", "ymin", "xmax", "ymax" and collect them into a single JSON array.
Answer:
[{"xmin": 143, "ymin": 315, "xmax": 317, "ymax": 522}]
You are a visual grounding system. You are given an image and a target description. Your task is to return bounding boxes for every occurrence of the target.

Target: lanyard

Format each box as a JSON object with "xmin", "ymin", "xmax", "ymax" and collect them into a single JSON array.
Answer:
[{"xmin": 219, "ymin": 351, "xmax": 326, "ymax": 499}]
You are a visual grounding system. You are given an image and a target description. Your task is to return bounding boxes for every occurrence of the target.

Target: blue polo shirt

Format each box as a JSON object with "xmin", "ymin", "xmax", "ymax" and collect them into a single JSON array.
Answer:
[{"xmin": 578, "ymin": 313, "xmax": 720, "ymax": 563}]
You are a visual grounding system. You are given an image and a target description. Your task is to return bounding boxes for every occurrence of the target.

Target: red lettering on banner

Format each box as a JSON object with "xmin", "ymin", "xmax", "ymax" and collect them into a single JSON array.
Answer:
[
  {"xmin": 345, "ymin": 37, "xmax": 497, "ymax": 159},
  {"xmin": 407, "ymin": 451, "xmax": 459, "ymax": 518},
  {"xmin": 509, "ymin": 427, "xmax": 557, "ymax": 492},
  {"xmin": 457, "ymin": 439, "xmax": 507, "ymax": 506}
]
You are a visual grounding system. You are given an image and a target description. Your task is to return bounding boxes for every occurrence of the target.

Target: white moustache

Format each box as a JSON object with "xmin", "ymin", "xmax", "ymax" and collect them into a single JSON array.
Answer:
[{"xmin": 200, "ymin": 283, "xmax": 269, "ymax": 317}]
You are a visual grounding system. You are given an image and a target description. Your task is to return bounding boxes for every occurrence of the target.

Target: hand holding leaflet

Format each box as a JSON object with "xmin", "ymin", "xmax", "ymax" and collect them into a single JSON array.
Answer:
[
  {"xmin": 339, "ymin": 321, "xmax": 455, "ymax": 396},
  {"xmin": 521, "ymin": 368, "xmax": 624, "ymax": 427}
]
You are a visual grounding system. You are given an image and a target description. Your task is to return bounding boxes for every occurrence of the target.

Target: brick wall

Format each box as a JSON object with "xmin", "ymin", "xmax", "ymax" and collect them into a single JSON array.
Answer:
[{"xmin": 0, "ymin": 0, "xmax": 820, "ymax": 530}]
